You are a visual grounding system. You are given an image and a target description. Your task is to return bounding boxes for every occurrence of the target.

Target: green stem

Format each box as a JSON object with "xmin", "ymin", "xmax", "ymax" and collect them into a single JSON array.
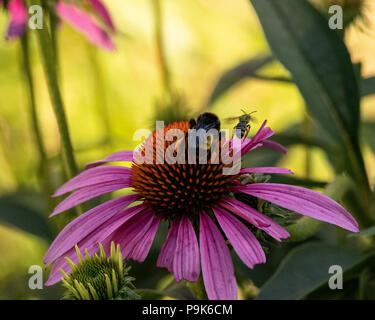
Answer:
[
  {"xmin": 186, "ymin": 276, "xmax": 208, "ymax": 300},
  {"xmin": 152, "ymin": 0, "xmax": 172, "ymax": 94},
  {"xmin": 20, "ymin": 33, "xmax": 55, "ymax": 212},
  {"xmin": 86, "ymin": 44, "xmax": 112, "ymax": 150},
  {"xmin": 48, "ymin": 5, "xmax": 59, "ymax": 79},
  {"xmin": 33, "ymin": 1, "xmax": 82, "ymax": 219},
  {"xmin": 35, "ymin": 6, "xmax": 78, "ymax": 180}
]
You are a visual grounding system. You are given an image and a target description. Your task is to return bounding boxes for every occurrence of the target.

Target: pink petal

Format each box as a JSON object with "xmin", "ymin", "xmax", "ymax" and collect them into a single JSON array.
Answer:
[
  {"xmin": 56, "ymin": 1, "xmax": 115, "ymax": 50},
  {"xmin": 157, "ymin": 221, "xmax": 179, "ymax": 273},
  {"xmin": 218, "ymin": 197, "xmax": 290, "ymax": 241},
  {"xmin": 44, "ymin": 195, "xmax": 138, "ymax": 265},
  {"xmin": 51, "ymin": 181, "xmax": 131, "ymax": 217},
  {"xmin": 85, "ymin": 150, "xmax": 134, "ymax": 169},
  {"xmin": 232, "ymin": 183, "xmax": 359, "ymax": 232},
  {"xmin": 88, "ymin": 0, "xmax": 116, "ymax": 31},
  {"xmin": 6, "ymin": 0, "xmax": 28, "ymax": 39},
  {"xmin": 110, "ymin": 209, "xmax": 160, "ymax": 262},
  {"xmin": 45, "ymin": 204, "xmax": 147, "ymax": 285},
  {"xmin": 262, "ymin": 140, "xmax": 288, "ymax": 154},
  {"xmin": 212, "ymin": 206, "xmax": 265, "ymax": 268},
  {"xmin": 240, "ymin": 167, "xmax": 293, "ymax": 175},
  {"xmin": 173, "ymin": 216, "xmax": 200, "ymax": 282},
  {"xmin": 53, "ymin": 165, "xmax": 131, "ymax": 197},
  {"xmin": 240, "ymin": 120, "xmax": 275, "ymax": 155},
  {"xmin": 199, "ymin": 211, "xmax": 237, "ymax": 300},
  {"xmin": 45, "ymin": 235, "xmax": 106, "ymax": 286}
]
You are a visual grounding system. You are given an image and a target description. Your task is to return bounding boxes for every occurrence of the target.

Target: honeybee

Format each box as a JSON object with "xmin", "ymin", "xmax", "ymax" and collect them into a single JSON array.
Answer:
[{"xmin": 224, "ymin": 109, "xmax": 257, "ymax": 140}]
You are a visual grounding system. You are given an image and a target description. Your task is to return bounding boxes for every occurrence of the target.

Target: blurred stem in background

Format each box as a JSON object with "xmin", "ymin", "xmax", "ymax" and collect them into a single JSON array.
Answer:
[
  {"xmin": 303, "ymin": 112, "xmax": 312, "ymax": 179},
  {"xmin": 32, "ymin": 0, "xmax": 81, "ymax": 218},
  {"xmin": 34, "ymin": 2, "xmax": 78, "ymax": 179},
  {"xmin": 186, "ymin": 275, "xmax": 208, "ymax": 300},
  {"xmin": 152, "ymin": 0, "xmax": 172, "ymax": 95},
  {"xmin": 86, "ymin": 44, "xmax": 113, "ymax": 151},
  {"xmin": 47, "ymin": 0, "xmax": 59, "ymax": 78},
  {"xmin": 20, "ymin": 33, "xmax": 55, "ymax": 212}
]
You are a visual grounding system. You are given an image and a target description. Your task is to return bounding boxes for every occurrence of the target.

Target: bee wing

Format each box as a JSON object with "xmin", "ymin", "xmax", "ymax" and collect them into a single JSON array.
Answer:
[
  {"xmin": 249, "ymin": 115, "xmax": 258, "ymax": 123},
  {"xmin": 223, "ymin": 116, "xmax": 239, "ymax": 123}
]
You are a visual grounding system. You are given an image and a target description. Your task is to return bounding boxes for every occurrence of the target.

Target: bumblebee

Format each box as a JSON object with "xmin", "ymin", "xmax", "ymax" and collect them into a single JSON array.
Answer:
[
  {"xmin": 189, "ymin": 112, "xmax": 221, "ymax": 132},
  {"xmin": 188, "ymin": 112, "xmax": 221, "ymax": 151}
]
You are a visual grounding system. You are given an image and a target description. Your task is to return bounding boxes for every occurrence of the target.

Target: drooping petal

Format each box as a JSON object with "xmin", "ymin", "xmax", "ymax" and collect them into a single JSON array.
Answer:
[
  {"xmin": 232, "ymin": 183, "xmax": 359, "ymax": 232},
  {"xmin": 44, "ymin": 195, "xmax": 139, "ymax": 265},
  {"xmin": 45, "ymin": 203, "xmax": 149, "ymax": 285},
  {"xmin": 6, "ymin": 0, "xmax": 28, "ymax": 39},
  {"xmin": 85, "ymin": 150, "xmax": 134, "ymax": 169},
  {"xmin": 110, "ymin": 209, "xmax": 160, "ymax": 262},
  {"xmin": 173, "ymin": 216, "xmax": 200, "ymax": 282},
  {"xmin": 212, "ymin": 206, "xmax": 265, "ymax": 268},
  {"xmin": 240, "ymin": 167, "xmax": 293, "ymax": 175},
  {"xmin": 199, "ymin": 211, "xmax": 237, "ymax": 300},
  {"xmin": 262, "ymin": 140, "xmax": 288, "ymax": 154},
  {"xmin": 218, "ymin": 197, "xmax": 290, "ymax": 241},
  {"xmin": 51, "ymin": 181, "xmax": 131, "ymax": 216},
  {"xmin": 53, "ymin": 165, "xmax": 131, "ymax": 197},
  {"xmin": 88, "ymin": 0, "xmax": 116, "ymax": 31},
  {"xmin": 157, "ymin": 221, "xmax": 179, "ymax": 273},
  {"xmin": 46, "ymin": 233, "xmax": 106, "ymax": 286},
  {"xmin": 56, "ymin": 1, "xmax": 115, "ymax": 50}
]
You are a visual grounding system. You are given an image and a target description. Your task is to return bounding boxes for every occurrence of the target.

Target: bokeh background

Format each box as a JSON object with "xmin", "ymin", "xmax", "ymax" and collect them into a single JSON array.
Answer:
[{"xmin": 0, "ymin": 0, "xmax": 374, "ymax": 299}]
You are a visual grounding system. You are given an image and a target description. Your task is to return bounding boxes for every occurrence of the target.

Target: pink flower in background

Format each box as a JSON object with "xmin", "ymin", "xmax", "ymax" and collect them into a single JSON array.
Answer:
[
  {"xmin": 2, "ymin": 0, "xmax": 116, "ymax": 50},
  {"xmin": 44, "ymin": 119, "xmax": 359, "ymax": 300},
  {"xmin": 56, "ymin": 0, "xmax": 116, "ymax": 50},
  {"xmin": 3, "ymin": 0, "xmax": 28, "ymax": 39}
]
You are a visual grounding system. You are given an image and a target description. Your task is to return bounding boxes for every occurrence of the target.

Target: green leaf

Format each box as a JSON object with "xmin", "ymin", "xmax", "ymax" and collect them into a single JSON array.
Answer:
[
  {"xmin": 136, "ymin": 282, "xmax": 195, "ymax": 300},
  {"xmin": 0, "ymin": 192, "xmax": 53, "ymax": 241},
  {"xmin": 361, "ymin": 76, "xmax": 375, "ymax": 97},
  {"xmin": 348, "ymin": 226, "xmax": 375, "ymax": 237},
  {"xmin": 256, "ymin": 242, "xmax": 368, "ymax": 300},
  {"xmin": 241, "ymin": 121, "xmax": 332, "ymax": 169},
  {"xmin": 207, "ymin": 55, "xmax": 273, "ymax": 106},
  {"xmin": 249, "ymin": 0, "xmax": 370, "ymax": 208},
  {"xmin": 361, "ymin": 121, "xmax": 375, "ymax": 154},
  {"xmin": 284, "ymin": 174, "xmax": 353, "ymax": 242},
  {"xmin": 249, "ymin": 0, "xmax": 360, "ymax": 145},
  {"xmin": 270, "ymin": 176, "xmax": 327, "ymax": 189}
]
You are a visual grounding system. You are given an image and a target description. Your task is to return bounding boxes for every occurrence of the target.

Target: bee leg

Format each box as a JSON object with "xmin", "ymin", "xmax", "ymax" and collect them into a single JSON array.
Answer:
[{"xmin": 242, "ymin": 124, "xmax": 251, "ymax": 140}]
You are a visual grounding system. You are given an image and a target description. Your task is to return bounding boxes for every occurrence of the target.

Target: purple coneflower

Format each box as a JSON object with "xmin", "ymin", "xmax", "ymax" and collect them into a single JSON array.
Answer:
[
  {"xmin": 2, "ymin": 0, "xmax": 116, "ymax": 50},
  {"xmin": 55, "ymin": 0, "xmax": 116, "ymax": 50},
  {"xmin": 2, "ymin": 0, "xmax": 28, "ymax": 39},
  {"xmin": 44, "ymin": 119, "xmax": 359, "ymax": 300}
]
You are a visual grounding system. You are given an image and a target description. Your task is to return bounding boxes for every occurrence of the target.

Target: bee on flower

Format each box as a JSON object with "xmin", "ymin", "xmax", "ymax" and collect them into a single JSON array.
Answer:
[{"xmin": 44, "ymin": 114, "xmax": 359, "ymax": 300}]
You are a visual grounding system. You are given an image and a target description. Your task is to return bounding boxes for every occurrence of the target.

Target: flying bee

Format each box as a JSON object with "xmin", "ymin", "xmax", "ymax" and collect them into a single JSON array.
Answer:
[{"xmin": 224, "ymin": 109, "xmax": 257, "ymax": 140}]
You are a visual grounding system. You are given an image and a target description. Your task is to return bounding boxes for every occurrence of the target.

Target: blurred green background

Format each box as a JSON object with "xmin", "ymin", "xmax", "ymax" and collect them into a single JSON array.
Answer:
[{"xmin": 0, "ymin": 0, "xmax": 374, "ymax": 299}]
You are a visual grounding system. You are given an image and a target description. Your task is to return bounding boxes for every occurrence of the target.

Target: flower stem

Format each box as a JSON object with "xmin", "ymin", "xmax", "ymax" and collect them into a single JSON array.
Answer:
[
  {"xmin": 186, "ymin": 276, "xmax": 208, "ymax": 300},
  {"xmin": 20, "ymin": 33, "xmax": 55, "ymax": 212},
  {"xmin": 35, "ymin": 7, "xmax": 78, "ymax": 180},
  {"xmin": 86, "ymin": 43, "xmax": 112, "ymax": 150},
  {"xmin": 152, "ymin": 0, "xmax": 172, "ymax": 94}
]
